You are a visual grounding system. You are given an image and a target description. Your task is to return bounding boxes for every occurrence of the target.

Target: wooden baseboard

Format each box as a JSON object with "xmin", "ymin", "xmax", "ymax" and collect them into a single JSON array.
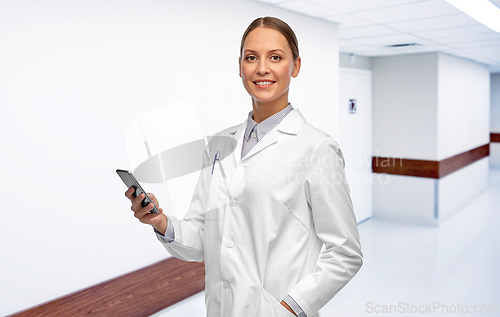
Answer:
[
  {"xmin": 8, "ymin": 258, "xmax": 205, "ymax": 317},
  {"xmin": 372, "ymin": 144, "xmax": 489, "ymax": 178}
]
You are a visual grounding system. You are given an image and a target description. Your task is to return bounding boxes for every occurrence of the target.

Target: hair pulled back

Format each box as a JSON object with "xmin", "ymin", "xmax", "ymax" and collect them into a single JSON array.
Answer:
[{"xmin": 240, "ymin": 17, "xmax": 299, "ymax": 60}]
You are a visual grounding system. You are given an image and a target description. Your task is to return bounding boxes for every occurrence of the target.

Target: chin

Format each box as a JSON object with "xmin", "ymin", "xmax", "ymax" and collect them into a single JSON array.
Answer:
[{"xmin": 251, "ymin": 91, "xmax": 278, "ymax": 100}]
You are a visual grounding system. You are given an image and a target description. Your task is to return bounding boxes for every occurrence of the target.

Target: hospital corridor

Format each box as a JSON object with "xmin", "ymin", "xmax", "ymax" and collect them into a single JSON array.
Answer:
[{"xmin": 1, "ymin": 0, "xmax": 500, "ymax": 316}]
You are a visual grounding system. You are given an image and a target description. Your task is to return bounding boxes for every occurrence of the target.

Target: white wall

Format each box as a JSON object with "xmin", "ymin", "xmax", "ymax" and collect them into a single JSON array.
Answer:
[
  {"xmin": 372, "ymin": 53, "xmax": 439, "ymax": 160},
  {"xmin": 491, "ymin": 144, "xmax": 500, "ymax": 167},
  {"xmin": 435, "ymin": 53, "xmax": 490, "ymax": 222},
  {"xmin": 371, "ymin": 52, "xmax": 490, "ymax": 225},
  {"xmin": 339, "ymin": 52, "xmax": 371, "ymax": 71},
  {"xmin": 438, "ymin": 157, "xmax": 489, "ymax": 222},
  {"xmin": 437, "ymin": 53, "xmax": 490, "ymax": 160},
  {"xmin": 372, "ymin": 156, "xmax": 490, "ymax": 227},
  {"xmin": 0, "ymin": 0, "xmax": 339, "ymax": 315},
  {"xmin": 339, "ymin": 68, "xmax": 372, "ymax": 223},
  {"xmin": 373, "ymin": 175, "xmax": 437, "ymax": 225},
  {"xmin": 491, "ymin": 73, "xmax": 500, "ymax": 133},
  {"xmin": 491, "ymin": 73, "xmax": 500, "ymax": 168}
]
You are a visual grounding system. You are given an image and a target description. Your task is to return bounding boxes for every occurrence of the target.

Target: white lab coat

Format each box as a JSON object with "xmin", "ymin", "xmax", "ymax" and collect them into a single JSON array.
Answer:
[{"xmin": 157, "ymin": 109, "xmax": 363, "ymax": 317}]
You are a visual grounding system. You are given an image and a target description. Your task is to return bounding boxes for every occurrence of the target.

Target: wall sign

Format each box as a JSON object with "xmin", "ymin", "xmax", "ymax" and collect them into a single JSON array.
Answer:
[{"xmin": 349, "ymin": 99, "xmax": 357, "ymax": 114}]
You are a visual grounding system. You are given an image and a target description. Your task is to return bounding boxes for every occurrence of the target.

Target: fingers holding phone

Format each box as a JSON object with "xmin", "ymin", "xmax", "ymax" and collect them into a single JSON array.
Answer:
[
  {"xmin": 126, "ymin": 189, "xmax": 161, "ymax": 221},
  {"xmin": 118, "ymin": 169, "xmax": 168, "ymax": 233},
  {"xmin": 125, "ymin": 188, "xmax": 167, "ymax": 233}
]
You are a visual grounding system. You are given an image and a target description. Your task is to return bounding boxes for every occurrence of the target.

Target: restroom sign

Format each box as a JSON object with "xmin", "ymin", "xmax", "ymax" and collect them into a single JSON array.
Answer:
[{"xmin": 349, "ymin": 99, "xmax": 357, "ymax": 114}]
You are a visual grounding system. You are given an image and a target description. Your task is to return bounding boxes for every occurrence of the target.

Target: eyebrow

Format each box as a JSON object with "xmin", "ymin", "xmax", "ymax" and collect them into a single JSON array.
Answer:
[{"xmin": 244, "ymin": 49, "xmax": 285, "ymax": 54}]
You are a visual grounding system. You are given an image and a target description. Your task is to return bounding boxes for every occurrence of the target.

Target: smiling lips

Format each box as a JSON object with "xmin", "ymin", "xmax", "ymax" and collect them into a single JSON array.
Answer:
[{"xmin": 253, "ymin": 80, "xmax": 276, "ymax": 88}]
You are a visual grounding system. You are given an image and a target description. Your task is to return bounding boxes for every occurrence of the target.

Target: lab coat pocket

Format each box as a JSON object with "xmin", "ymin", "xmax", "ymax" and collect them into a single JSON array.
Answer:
[
  {"xmin": 260, "ymin": 287, "xmax": 297, "ymax": 317},
  {"xmin": 279, "ymin": 199, "xmax": 309, "ymax": 233},
  {"xmin": 207, "ymin": 162, "xmax": 227, "ymax": 211}
]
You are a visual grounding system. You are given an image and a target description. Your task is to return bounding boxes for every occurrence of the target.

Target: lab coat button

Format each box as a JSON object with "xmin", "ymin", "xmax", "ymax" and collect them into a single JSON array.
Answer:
[
  {"xmin": 229, "ymin": 199, "xmax": 236, "ymax": 207},
  {"xmin": 223, "ymin": 281, "xmax": 230, "ymax": 288},
  {"xmin": 225, "ymin": 241, "xmax": 234, "ymax": 248}
]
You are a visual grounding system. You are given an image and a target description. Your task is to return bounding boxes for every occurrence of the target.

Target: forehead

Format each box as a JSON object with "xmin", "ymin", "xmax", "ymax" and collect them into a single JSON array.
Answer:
[{"xmin": 243, "ymin": 27, "xmax": 290, "ymax": 52}]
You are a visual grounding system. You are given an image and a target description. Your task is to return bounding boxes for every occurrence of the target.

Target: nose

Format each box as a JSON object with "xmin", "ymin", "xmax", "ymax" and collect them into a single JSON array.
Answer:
[{"xmin": 256, "ymin": 59, "xmax": 270, "ymax": 75}]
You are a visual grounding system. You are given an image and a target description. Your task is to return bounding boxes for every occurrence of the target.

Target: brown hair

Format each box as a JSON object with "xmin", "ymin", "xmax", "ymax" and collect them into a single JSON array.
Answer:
[{"xmin": 240, "ymin": 17, "xmax": 299, "ymax": 60}]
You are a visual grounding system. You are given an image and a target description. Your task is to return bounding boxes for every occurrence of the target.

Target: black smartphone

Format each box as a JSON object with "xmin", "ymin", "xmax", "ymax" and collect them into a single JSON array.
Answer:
[{"xmin": 116, "ymin": 169, "xmax": 159, "ymax": 213}]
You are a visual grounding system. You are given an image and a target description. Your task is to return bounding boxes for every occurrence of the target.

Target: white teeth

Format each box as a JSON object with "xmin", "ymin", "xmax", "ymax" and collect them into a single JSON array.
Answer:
[{"xmin": 255, "ymin": 81, "xmax": 274, "ymax": 85}]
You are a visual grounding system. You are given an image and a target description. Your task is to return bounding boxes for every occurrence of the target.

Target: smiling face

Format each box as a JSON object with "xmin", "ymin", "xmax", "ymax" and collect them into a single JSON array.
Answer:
[{"xmin": 239, "ymin": 27, "xmax": 301, "ymax": 114}]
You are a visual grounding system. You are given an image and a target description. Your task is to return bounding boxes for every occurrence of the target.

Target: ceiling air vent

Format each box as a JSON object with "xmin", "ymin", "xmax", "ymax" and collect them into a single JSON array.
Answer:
[{"xmin": 385, "ymin": 43, "xmax": 423, "ymax": 51}]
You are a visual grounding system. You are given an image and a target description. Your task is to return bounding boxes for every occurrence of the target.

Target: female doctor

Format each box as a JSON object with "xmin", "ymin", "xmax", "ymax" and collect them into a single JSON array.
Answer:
[{"xmin": 126, "ymin": 16, "xmax": 363, "ymax": 317}]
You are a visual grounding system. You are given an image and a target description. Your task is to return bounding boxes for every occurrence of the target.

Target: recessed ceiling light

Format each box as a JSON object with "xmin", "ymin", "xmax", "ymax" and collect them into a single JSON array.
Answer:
[
  {"xmin": 385, "ymin": 43, "xmax": 422, "ymax": 48},
  {"xmin": 444, "ymin": 0, "xmax": 500, "ymax": 33},
  {"xmin": 384, "ymin": 43, "xmax": 423, "ymax": 52}
]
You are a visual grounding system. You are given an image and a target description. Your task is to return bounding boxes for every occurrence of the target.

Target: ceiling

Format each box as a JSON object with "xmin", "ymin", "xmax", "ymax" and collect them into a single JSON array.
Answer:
[{"xmin": 255, "ymin": 0, "xmax": 500, "ymax": 72}]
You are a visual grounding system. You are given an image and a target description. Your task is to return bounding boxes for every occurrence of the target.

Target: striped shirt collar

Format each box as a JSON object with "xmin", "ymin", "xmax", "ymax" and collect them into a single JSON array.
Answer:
[{"xmin": 244, "ymin": 103, "xmax": 294, "ymax": 141}]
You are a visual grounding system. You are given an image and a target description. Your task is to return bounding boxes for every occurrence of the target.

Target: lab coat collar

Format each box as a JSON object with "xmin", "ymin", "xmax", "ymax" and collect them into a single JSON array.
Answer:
[
  {"xmin": 244, "ymin": 103, "xmax": 294, "ymax": 142},
  {"xmin": 230, "ymin": 108, "xmax": 306, "ymax": 164}
]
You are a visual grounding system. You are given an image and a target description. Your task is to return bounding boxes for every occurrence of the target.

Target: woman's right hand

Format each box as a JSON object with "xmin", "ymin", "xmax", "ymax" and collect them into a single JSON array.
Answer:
[{"xmin": 125, "ymin": 186, "xmax": 168, "ymax": 234}]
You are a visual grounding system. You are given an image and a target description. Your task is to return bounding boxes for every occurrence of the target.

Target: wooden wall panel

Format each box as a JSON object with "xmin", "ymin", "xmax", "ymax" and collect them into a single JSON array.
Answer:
[
  {"xmin": 491, "ymin": 133, "xmax": 500, "ymax": 143},
  {"xmin": 439, "ymin": 144, "xmax": 489, "ymax": 178},
  {"xmin": 8, "ymin": 258, "xmax": 205, "ymax": 317},
  {"xmin": 372, "ymin": 157, "xmax": 439, "ymax": 178},
  {"xmin": 372, "ymin": 144, "xmax": 489, "ymax": 179}
]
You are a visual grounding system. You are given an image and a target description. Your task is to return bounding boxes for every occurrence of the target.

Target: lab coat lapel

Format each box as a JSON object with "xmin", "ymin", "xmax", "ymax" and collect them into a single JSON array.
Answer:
[
  {"xmin": 241, "ymin": 128, "xmax": 278, "ymax": 161},
  {"xmin": 229, "ymin": 109, "xmax": 306, "ymax": 165}
]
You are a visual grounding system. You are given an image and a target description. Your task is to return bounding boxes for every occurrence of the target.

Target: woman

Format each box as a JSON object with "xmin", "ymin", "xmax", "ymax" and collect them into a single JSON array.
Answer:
[{"xmin": 126, "ymin": 17, "xmax": 363, "ymax": 317}]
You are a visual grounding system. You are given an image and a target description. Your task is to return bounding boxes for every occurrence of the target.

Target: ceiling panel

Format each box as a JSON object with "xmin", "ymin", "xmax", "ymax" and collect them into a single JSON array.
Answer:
[
  {"xmin": 455, "ymin": 54, "xmax": 498, "ymax": 65},
  {"xmin": 385, "ymin": 13, "xmax": 478, "ymax": 33},
  {"xmin": 475, "ymin": 58, "xmax": 498, "ymax": 66},
  {"xmin": 463, "ymin": 45, "xmax": 500, "ymax": 53},
  {"xmin": 308, "ymin": 0, "xmax": 426, "ymax": 14},
  {"xmin": 351, "ymin": 33, "xmax": 437, "ymax": 46},
  {"xmin": 448, "ymin": 39, "xmax": 500, "ymax": 49},
  {"xmin": 351, "ymin": 1, "xmax": 461, "ymax": 24},
  {"xmin": 338, "ymin": 40, "xmax": 363, "ymax": 47},
  {"xmin": 413, "ymin": 24, "xmax": 494, "ymax": 39},
  {"xmin": 405, "ymin": 44, "xmax": 450, "ymax": 52},
  {"xmin": 468, "ymin": 54, "xmax": 500, "ymax": 65},
  {"xmin": 475, "ymin": 51, "xmax": 500, "ymax": 59},
  {"xmin": 442, "ymin": 48, "xmax": 462, "ymax": 53},
  {"xmin": 277, "ymin": 0, "xmax": 340, "ymax": 17},
  {"xmin": 453, "ymin": 53, "xmax": 480, "ymax": 63},
  {"xmin": 324, "ymin": 14, "xmax": 374, "ymax": 29},
  {"xmin": 249, "ymin": 0, "xmax": 500, "ymax": 68},
  {"xmin": 442, "ymin": 50, "xmax": 465, "ymax": 56},
  {"xmin": 355, "ymin": 49, "xmax": 399, "ymax": 56},
  {"xmin": 340, "ymin": 45, "xmax": 380, "ymax": 53},
  {"xmin": 339, "ymin": 25, "xmax": 398, "ymax": 39},
  {"xmin": 437, "ymin": 32, "xmax": 500, "ymax": 44},
  {"xmin": 478, "ymin": 52, "xmax": 500, "ymax": 60}
]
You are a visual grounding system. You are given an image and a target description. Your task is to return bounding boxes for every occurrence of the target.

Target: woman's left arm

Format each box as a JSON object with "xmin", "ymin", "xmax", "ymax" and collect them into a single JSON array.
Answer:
[{"xmin": 287, "ymin": 137, "xmax": 363, "ymax": 317}]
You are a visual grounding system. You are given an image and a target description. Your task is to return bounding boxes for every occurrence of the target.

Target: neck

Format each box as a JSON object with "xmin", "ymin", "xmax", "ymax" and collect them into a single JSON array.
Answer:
[{"xmin": 251, "ymin": 91, "xmax": 289, "ymax": 123}]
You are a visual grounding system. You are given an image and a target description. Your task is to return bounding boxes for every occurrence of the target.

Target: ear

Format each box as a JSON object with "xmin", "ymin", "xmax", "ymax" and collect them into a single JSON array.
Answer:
[
  {"xmin": 291, "ymin": 56, "xmax": 301, "ymax": 78},
  {"xmin": 239, "ymin": 57, "xmax": 242, "ymax": 78}
]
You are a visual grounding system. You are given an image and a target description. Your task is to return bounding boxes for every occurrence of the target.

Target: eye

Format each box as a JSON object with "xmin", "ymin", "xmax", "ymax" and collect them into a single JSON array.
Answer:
[
  {"xmin": 270, "ymin": 55, "xmax": 282, "ymax": 61},
  {"xmin": 245, "ymin": 55, "xmax": 257, "ymax": 61}
]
